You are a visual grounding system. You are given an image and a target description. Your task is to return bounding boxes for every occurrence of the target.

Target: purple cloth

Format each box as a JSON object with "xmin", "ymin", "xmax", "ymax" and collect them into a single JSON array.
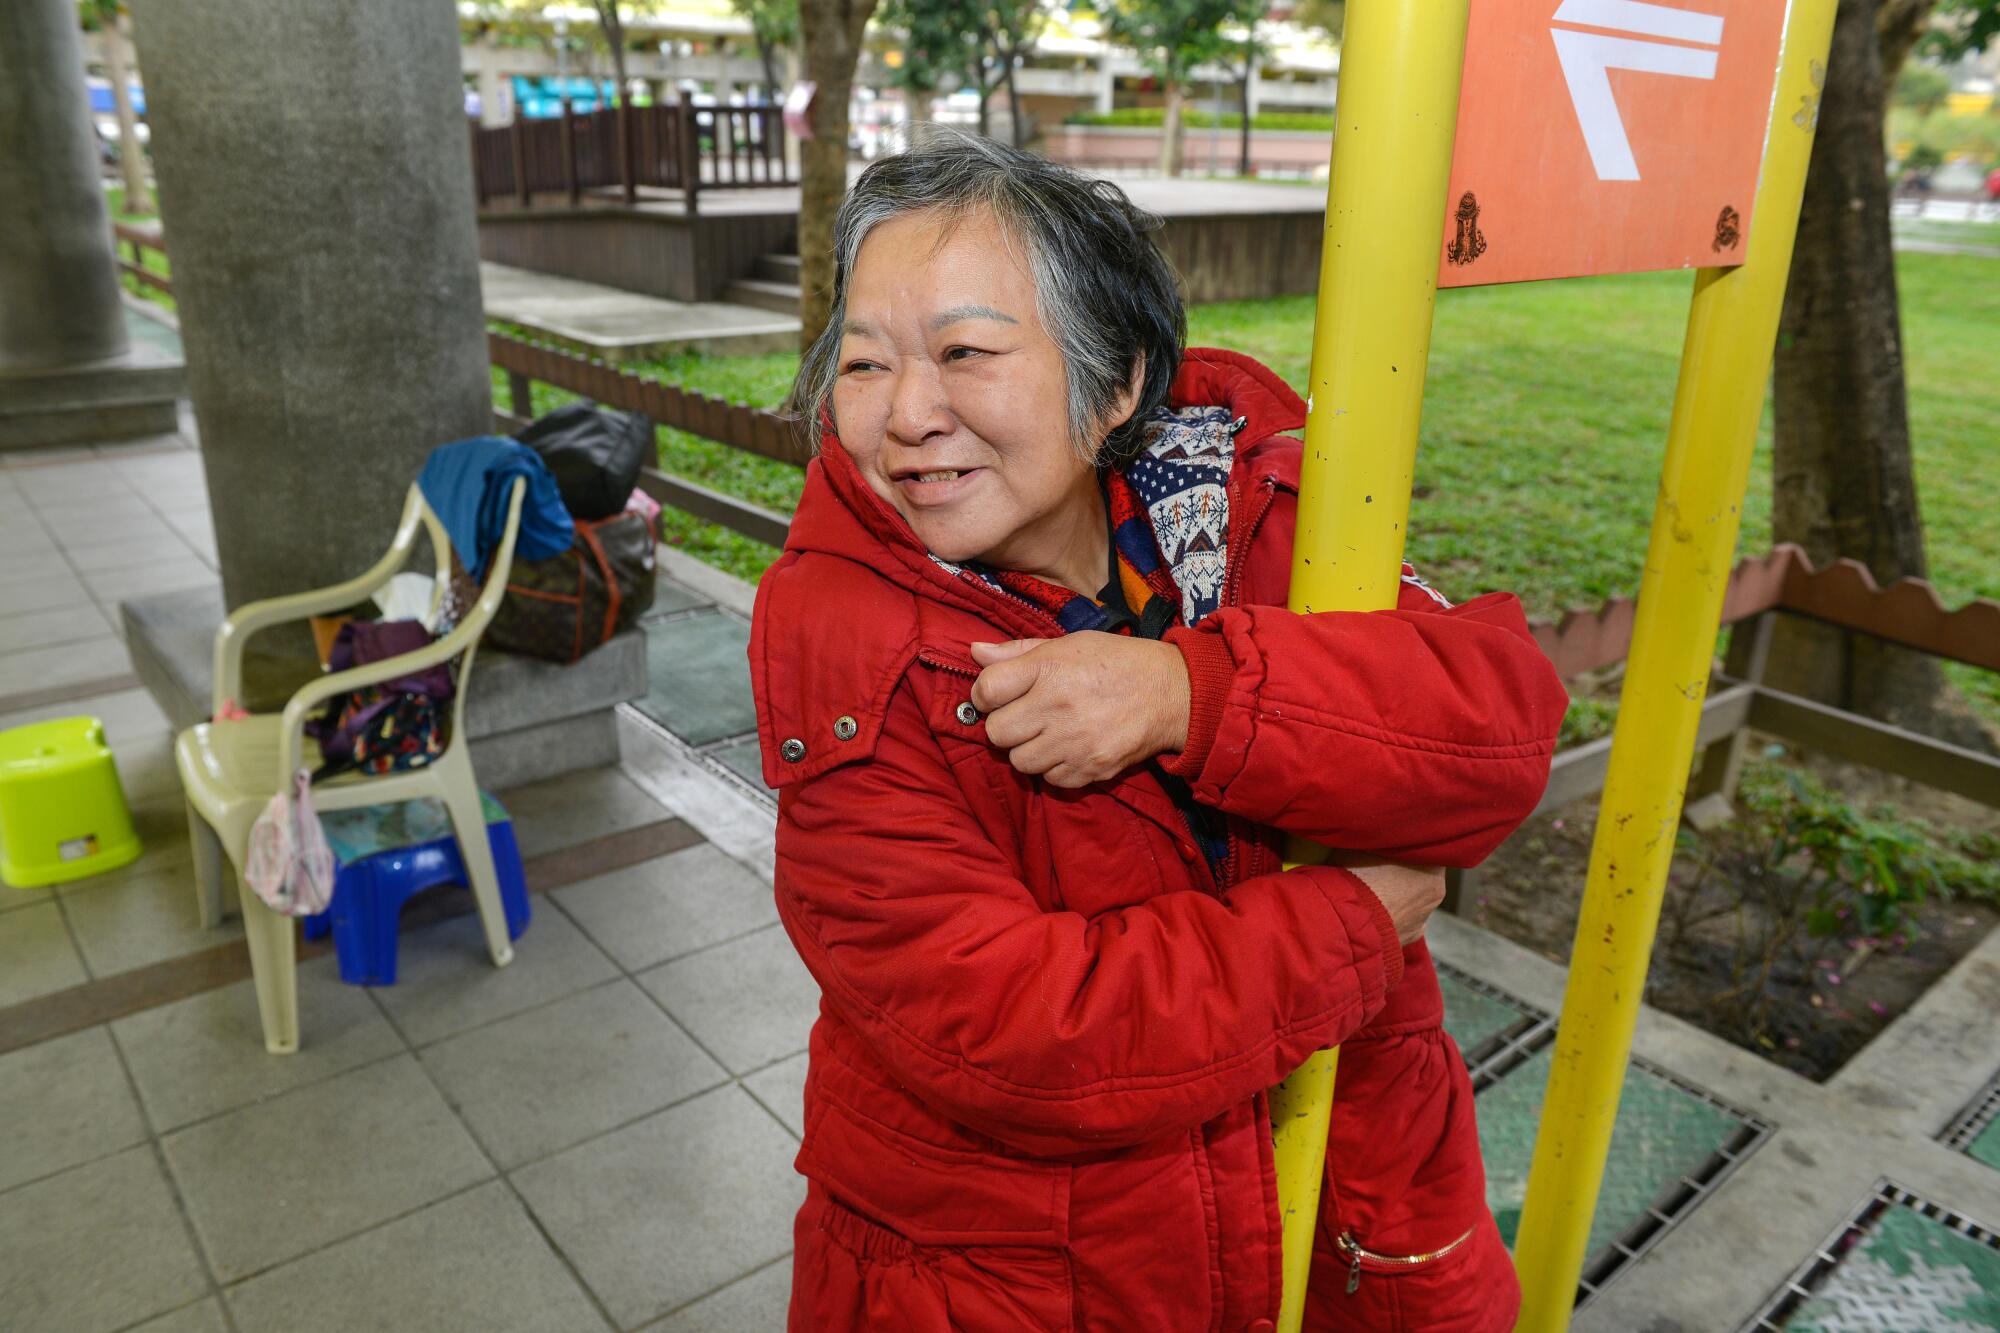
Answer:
[{"xmin": 327, "ymin": 619, "xmax": 455, "ymax": 700}]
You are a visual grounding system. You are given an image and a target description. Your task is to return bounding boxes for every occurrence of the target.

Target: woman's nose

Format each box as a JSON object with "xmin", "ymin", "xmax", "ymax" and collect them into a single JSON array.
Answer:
[{"xmin": 887, "ymin": 365, "xmax": 953, "ymax": 443}]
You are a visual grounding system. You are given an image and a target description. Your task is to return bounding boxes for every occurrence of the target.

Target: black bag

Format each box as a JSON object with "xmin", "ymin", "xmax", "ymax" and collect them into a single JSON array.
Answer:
[
  {"xmin": 514, "ymin": 403, "xmax": 651, "ymax": 521},
  {"xmin": 483, "ymin": 510, "xmax": 657, "ymax": 663}
]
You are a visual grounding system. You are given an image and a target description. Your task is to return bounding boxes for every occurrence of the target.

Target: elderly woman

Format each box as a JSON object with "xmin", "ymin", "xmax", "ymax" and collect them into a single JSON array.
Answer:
[{"xmin": 751, "ymin": 135, "xmax": 1567, "ymax": 1332}]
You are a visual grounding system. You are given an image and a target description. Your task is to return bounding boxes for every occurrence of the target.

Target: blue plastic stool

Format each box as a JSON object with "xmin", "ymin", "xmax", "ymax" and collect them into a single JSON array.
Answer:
[{"xmin": 303, "ymin": 794, "xmax": 529, "ymax": 986}]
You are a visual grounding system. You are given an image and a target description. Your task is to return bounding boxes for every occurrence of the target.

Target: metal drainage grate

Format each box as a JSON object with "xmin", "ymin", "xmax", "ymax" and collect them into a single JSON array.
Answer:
[
  {"xmin": 619, "ymin": 701, "xmax": 777, "ymax": 811},
  {"xmin": 1573, "ymin": 1060, "xmax": 1771, "ymax": 1309},
  {"xmin": 1942, "ymin": 1072, "xmax": 2000, "ymax": 1154},
  {"xmin": 1433, "ymin": 962, "xmax": 1773, "ymax": 1313},
  {"xmin": 1741, "ymin": 1182, "xmax": 2000, "ymax": 1331}
]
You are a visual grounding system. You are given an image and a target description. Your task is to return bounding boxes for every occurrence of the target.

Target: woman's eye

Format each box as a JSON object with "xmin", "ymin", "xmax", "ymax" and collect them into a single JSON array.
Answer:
[
  {"xmin": 841, "ymin": 359, "xmax": 881, "ymax": 375},
  {"xmin": 944, "ymin": 346, "xmax": 984, "ymax": 362}
]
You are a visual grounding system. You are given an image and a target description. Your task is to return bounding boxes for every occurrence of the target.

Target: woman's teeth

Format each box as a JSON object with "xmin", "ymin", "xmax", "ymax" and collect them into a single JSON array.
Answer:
[{"xmin": 915, "ymin": 470, "xmax": 960, "ymax": 482}]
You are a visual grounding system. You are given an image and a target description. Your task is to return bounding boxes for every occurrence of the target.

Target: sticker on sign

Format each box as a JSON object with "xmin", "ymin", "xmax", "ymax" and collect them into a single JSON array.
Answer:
[{"xmin": 1438, "ymin": 0, "xmax": 1789, "ymax": 287}]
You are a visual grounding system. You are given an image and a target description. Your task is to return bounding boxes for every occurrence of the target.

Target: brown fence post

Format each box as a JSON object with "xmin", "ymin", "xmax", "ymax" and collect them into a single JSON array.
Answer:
[
  {"xmin": 618, "ymin": 101, "xmax": 637, "ymax": 205},
  {"xmin": 561, "ymin": 100, "xmax": 580, "ymax": 205},
  {"xmin": 678, "ymin": 101, "xmax": 701, "ymax": 215},
  {"xmin": 508, "ymin": 370, "xmax": 534, "ymax": 422},
  {"xmin": 510, "ymin": 117, "xmax": 530, "ymax": 207}
]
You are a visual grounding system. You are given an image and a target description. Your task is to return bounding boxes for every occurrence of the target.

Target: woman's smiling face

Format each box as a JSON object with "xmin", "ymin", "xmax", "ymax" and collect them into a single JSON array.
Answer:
[{"xmin": 831, "ymin": 208, "xmax": 1134, "ymax": 590}]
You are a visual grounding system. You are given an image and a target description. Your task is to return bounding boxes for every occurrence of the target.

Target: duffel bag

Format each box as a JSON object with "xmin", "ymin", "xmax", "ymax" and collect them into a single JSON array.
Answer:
[
  {"xmin": 485, "ymin": 509, "xmax": 657, "ymax": 663},
  {"xmin": 514, "ymin": 404, "xmax": 652, "ymax": 521}
]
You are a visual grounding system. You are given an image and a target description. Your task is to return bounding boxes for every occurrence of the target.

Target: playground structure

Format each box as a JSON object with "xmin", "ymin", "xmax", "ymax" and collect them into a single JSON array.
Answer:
[{"xmin": 1273, "ymin": 1, "xmax": 1843, "ymax": 1328}]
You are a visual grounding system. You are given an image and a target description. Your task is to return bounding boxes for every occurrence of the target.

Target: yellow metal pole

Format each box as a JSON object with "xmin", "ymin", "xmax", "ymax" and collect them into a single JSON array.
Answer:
[
  {"xmin": 1509, "ymin": 3, "xmax": 1838, "ymax": 1327},
  {"xmin": 1273, "ymin": 3, "xmax": 1470, "ymax": 1328}
]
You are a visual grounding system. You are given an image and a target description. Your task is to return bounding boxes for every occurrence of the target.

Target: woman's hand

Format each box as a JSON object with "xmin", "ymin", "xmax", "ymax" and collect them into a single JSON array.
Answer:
[
  {"xmin": 1333, "ymin": 855, "xmax": 1446, "ymax": 946},
  {"xmin": 970, "ymin": 634, "xmax": 1190, "ymax": 788}
]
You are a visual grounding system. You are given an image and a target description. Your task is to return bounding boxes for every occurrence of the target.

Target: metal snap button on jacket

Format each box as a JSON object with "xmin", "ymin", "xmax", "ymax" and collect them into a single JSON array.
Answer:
[
  {"xmin": 955, "ymin": 701, "xmax": 979, "ymax": 726},
  {"xmin": 833, "ymin": 715, "xmax": 858, "ymax": 741},
  {"xmin": 780, "ymin": 738, "xmax": 807, "ymax": 762}
]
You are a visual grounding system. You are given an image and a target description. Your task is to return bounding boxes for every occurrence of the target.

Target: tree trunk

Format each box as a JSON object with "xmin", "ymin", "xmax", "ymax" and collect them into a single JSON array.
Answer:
[
  {"xmin": 1004, "ymin": 50, "xmax": 1023, "ymax": 147},
  {"xmin": 797, "ymin": 0, "xmax": 878, "ymax": 349},
  {"xmin": 759, "ymin": 37, "xmax": 780, "ymax": 101},
  {"xmin": 977, "ymin": 66, "xmax": 991, "ymax": 138},
  {"xmin": 1159, "ymin": 79, "xmax": 1185, "ymax": 177},
  {"xmin": 1768, "ymin": 0, "xmax": 1978, "ymax": 741},
  {"xmin": 593, "ymin": 1, "xmax": 630, "ymax": 104},
  {"xmin": 105, "ymin": 14, "xmax": 148, "ymax": 209},
  {"xmin": 1237, "ymin": 59, "xmax": 1253, "ymax": 177}
]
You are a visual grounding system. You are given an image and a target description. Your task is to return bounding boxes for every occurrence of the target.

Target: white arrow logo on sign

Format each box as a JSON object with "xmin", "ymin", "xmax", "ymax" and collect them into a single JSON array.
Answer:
[{"xmin": 1550, "ymin": 0, "xmax": 1725, "ymax": 181}]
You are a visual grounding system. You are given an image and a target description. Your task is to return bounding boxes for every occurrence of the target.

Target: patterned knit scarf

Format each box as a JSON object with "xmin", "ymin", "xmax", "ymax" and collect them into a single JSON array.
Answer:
[{"xmin": 934, "ymin": 405, "xmax": 1243, "ymax": 638}]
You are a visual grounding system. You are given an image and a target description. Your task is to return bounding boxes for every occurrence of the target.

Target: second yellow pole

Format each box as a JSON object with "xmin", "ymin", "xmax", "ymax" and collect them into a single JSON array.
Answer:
[
  {"xmin": 1273, "ymin": 3, "xmax": 1470, "ymax": 1328},
  {"xmin": 1508, "ymin": 3, "xmax": 1840, "ymax": 1327}
]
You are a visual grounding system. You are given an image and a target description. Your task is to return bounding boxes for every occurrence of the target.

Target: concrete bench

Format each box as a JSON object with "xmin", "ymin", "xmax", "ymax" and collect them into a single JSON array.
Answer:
[{"xmin": 122, "ymin": 585, "xmax": 647, "ymax": 790}]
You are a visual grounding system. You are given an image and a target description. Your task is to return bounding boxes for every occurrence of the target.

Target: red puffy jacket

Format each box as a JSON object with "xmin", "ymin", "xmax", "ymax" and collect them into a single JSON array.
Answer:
[{"xmin": 750, "ymin": 348, "xmax": 1569, "ymax": 1331}]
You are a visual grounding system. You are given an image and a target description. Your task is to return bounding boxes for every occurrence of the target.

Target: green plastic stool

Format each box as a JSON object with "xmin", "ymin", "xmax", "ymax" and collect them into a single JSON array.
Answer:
[{"xmin": 0, "ymin": 717, "xmax": 142, "ymax": 889}]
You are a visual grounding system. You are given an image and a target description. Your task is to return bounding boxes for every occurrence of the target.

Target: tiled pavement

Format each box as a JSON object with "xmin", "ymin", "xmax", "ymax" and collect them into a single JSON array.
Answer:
[{"xmin": 7, "ymin": 334, "xmax": 2000, "ymax": 1328}]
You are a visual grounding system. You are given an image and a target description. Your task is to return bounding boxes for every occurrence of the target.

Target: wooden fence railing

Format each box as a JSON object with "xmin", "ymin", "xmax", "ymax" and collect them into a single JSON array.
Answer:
[
  {"xmin": 470, "ymin": 104, "xmax": 794, "ymax": 214},
  {"xmin": 488, "ymin": 330, "xmax": 806, "ymax": 548},
  {"xmin": 111, "ymin": 221, "xmax": 171, "ymax": 299}
]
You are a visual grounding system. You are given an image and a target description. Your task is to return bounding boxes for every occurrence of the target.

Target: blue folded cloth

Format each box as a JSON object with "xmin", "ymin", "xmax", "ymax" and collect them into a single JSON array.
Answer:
[{"xmin": 418, "ymin": 436, "xmax": 574, "ymax": 580}]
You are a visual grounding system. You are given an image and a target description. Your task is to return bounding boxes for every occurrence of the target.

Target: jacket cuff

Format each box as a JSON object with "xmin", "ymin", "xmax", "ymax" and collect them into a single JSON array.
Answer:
[
  {"xmin": 1161, "ymin": 626, "xmax": 1233, "ymax": 779},
  {"xmin": 1353, "ymin": 877, "xmax": 1406, "ymax": 993}
]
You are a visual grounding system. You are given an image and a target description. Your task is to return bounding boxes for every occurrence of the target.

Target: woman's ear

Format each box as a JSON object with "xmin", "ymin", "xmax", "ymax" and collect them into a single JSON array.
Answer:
[{"xmin": 1110, "ymin": 354, "xmax": 1146, "ymax": 428}]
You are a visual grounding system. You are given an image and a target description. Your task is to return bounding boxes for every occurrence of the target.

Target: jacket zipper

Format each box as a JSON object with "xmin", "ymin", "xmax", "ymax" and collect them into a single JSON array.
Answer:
[{"xmin": 1334, "ymin": 1228, "xmax": 1475, "ymax": 1294}]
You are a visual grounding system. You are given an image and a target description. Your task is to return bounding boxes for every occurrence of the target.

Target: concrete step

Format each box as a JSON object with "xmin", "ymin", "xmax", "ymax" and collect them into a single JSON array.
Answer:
[
  {"xmin": 722, "ymin": 277, "xmax": 799, "ymax": 316},
  {"xmin": 755, "ymin": 253, "xmax": 801, "ymax": 283}
]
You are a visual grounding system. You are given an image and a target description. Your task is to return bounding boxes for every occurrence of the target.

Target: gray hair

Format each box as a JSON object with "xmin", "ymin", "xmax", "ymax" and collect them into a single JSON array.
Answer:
[{"xmin": 792, "ymin": 130, "xmax": 1186, "ymax": 466}]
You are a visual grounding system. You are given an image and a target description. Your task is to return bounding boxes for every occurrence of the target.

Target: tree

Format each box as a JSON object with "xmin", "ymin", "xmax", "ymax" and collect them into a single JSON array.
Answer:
[
  {"xmin": 1768, "ymin": 0, "xmax": 1997, "ymax": 739},
  {"xmin": 877, "ymin": 0, "xmax": 979, "ymax": 130},
  {"xmin": 797, "ymin": 0, "xmax": 880, "ymax": 347},
  {"xmin": 730, "ymin": 0, "xmax": 801, "ymax": 101},
  {"xmin": 988, "ymin": 0, "xmax": 1050, "ymax": 148},
  {"xmin": 80, "ymin": 2, "xmax": 148, "ymax": 211},
  {"xmin": 1105, "ymin": 0, "xmax": 1264, "ymax": 175},
  {"xmin": 1228, "ymin": 5, "xmax": 1270, "ymax": 176}
]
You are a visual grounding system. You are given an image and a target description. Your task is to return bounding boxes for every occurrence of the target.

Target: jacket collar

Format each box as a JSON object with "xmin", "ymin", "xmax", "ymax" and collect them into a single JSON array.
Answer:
[{"xmin": 788, "ymin": 347, "xmax": 1306, "ymax": 622}]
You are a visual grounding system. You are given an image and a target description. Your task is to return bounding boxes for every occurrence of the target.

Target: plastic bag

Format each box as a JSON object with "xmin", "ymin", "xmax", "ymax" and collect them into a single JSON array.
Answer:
[{"xmin": 245, "ymin": 769, "xmax": 336, "ymax": 916}]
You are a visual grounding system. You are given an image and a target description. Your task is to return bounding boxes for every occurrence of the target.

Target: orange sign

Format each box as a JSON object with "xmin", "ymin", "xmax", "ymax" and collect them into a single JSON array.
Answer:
[{"xmin": 1438, "ymin": 0, "xmax": 1791, "ymax": 287}]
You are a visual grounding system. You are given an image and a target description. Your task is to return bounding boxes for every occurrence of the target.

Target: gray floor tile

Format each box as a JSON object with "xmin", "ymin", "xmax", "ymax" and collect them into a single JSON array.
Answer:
[
  {"xmin": 61, "ymin": 849, "xmax": 244, "ymax": 979},
  {"xmin": 372, "ymin": 904, "xmax": 621, "ymax": 1047},
  {"xmin": 0, "ymin": 1146, "xmax": 210, "ymax": 1333},
  {"xmin": 0, "ymin": 635, "xmax": 132, "ymax": 698},
  {"xmin": 106, "ymin": 728, "xmax": 183, "ymax": 803},
  {"xmin": 0, "ymin": 685, "xmax": 172, "ymax": 744},
  {"xmin": 126, "ymin": 1297, "xmax": 230, "ymax": 1333},
  {"xmin": 0, "ymin": 1027, "xmax": 149, "ymax": 1193},
  {"xmin": 65, "ymin": 533, "xmax": 200, "ymax": 573},
  {"xmin": 742, "ymin": 1052, "xmax": 809, "ymax": 1140},
  {"xmin": 82, "ymin": 559, "xmax": 215, "ymax": 611},
  {"xmin": 162, "ymin": 1054, "xmax": 493, "ymax": 1281},
  {"xmin": 0, "ymin": 901, "xmax": 89, "ymax": 1005},
  {"xmin": 552, "ymin": 842, "xmax": 778, "ymax": 973},
  {"xmin": 500, "ymin": 766, "xmax": 674, "ymax": 860},
  {"xmin": 421, "ymin": 979, "xmax": 728, "ymax": 1168},
  {"xmin": 636, "ymin": 926, "xmax": 818, "ymax": 1075},
  {"xmin": 706, "ymin": 737, "xmax": 771, "ymax": 792},
  {"xmin": 0, "ymin": 547, "xmax": 73, "ymax": 584},
  {"xmin": 0, "ymin": 602, "xmax": 115, "ymax": 654},
  {"xmin": 646, "ymin": 1259, "xmax": 793, "ymax": 1333},
  {"xmin": 0, "ymin": 570, "xmax": 91, "ymax": 619},
  {"xmin": 224, "ymin": 1180, "xmax": 607, "ymax": 1333},
  {"xmin": 0, "ymin": 528, "xmax": 58, "ymax": 561},
  {"xmin": 43, "ymin": 510, "xmax": 180, "ymax": 552},
  {"xmin": 514, "ymin": 1085, "xmax": 805, "ymax": 1330},
  {"xmin": 646, "ymin": 577, "xmax": 713, "ymax": 616},
  {"xmin": 635, "ymin": 613, "xmax": 757, "ymax": 746},
  {"xmin": 113, "ymin": 955, "xmax": 406, "ymax": 1132}
]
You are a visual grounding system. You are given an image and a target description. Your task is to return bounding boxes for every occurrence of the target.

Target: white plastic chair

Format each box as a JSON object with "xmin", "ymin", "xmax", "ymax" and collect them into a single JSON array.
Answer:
[{"xmin": 176, "ymin": 479, "xmax": 526, "ymax": 1054}]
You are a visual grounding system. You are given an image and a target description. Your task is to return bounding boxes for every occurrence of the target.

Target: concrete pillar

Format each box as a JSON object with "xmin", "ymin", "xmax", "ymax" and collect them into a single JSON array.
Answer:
[
  {"xmin": 1244, "ymin": 54, "xmax": 1261, "ymax": 119},
  {"xmin": 0, "ymin": 0, "xmax": 128, "ymax": 372},
  {"xmin": 1095, "ymin": 57, "xmax": 1115, "ymax": 114},
  {"xmin": 130, "ymin": 0, "xmax": 491, "ymax": 611}
]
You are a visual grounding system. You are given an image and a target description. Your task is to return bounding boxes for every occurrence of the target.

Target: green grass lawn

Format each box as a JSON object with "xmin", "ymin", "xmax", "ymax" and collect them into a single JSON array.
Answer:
[{"xmin": 494, "ymin": 250, "xmax": 1999, "ymax": 712}]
